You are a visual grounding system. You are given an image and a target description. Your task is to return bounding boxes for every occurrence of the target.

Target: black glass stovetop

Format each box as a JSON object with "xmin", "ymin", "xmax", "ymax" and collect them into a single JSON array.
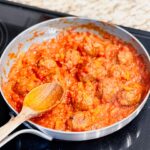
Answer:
[{"xmin": 0, "ymin": 1, "xmax": 150, "ymax": 150}]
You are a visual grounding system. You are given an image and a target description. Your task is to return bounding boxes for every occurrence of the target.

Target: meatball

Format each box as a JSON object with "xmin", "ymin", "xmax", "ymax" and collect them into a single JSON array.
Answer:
[
  {"xmin": 65, "ymin": 50, "xmax": 82, "ymax": 69},
  {"xmin": 84, "ymin": 42, "xmax": 104, "ymax": 57},
  {"xmin": 86, "ymin": 58, "xmax": 107, "ymax": 80},
  {"xmin": 71, "ymin": 82, "xmax": 99, "ymax": 111},
  {"xmin": 118, "ymin": 47, "xmax": 134, "ymax": 64},
  {"xmin": 105, "ymin": 44, "xmax": 120, "ymax": 59},
  {"xmin": 68, "ymin": 111, "xmax": 92, "ymax": 131},
  {"xmin": 74, "ymin": 93, "xmax": 99, "ymax": 111},
  {"xmin": 90, "ymin": 104, "xmax": 111, "ymax": 129},
  {"xmin": 38, "ymin": 57, "xmax": 57, "ymax": 70},
  {"xmin": 83, "ymin": 35, "xmax": 105, "ymax": 57},
  {"xmin": 118, "ymin": 85, "xmax": 142, "ymax": 106},
  {"xmin": 102, "ymin": 78, "xmax": 120, "ymax": 103},
  {"xmin": 14, "ymin": 76, "xmax": 40, "ymax": 96},
  {"xmin": 13, "ymin": 67, "xmax": 41, "ymax": 95},
  {"xmin": 36, "ymin": 58, "xmax": 58, "ymax": 80},
  {"xmin": 109, "ymin": 64, "xmax": 131, "ymax": 80}
]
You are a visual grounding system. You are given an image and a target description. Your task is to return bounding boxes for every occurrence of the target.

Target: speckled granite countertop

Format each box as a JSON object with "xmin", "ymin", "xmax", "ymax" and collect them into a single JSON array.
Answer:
[{"xmin": 9, "ymin": 0, "xmax": 150, "ymax": 31}]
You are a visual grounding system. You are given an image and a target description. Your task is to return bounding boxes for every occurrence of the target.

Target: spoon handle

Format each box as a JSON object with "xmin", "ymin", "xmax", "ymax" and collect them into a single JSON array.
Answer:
[{"xmin": 0, "ymin": 106, "xmax": 35, "ymax": 143}]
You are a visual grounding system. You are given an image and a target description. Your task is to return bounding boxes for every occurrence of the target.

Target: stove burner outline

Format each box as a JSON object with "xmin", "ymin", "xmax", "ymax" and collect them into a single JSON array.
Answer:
[{"xmin": 0, "ymin": 20, "xmax": 8, "ymax": 54}]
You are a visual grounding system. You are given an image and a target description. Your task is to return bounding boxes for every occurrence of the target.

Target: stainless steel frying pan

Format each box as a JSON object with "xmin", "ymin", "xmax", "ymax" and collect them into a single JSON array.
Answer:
[{"xmin": 0, "ymin": 17, "xmax": 150, "ymax": 147}]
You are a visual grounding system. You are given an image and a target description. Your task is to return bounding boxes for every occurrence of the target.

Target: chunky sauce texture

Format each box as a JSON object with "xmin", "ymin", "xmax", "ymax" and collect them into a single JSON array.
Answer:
[{"xmin": 3, "ymin": 29, "xmax": 150, "ymax": 131}]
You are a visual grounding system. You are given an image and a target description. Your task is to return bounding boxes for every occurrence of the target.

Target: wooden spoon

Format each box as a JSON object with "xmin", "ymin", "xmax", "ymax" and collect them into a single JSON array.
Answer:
[{"xmin": 0, "ymin": 82, "xmax": 63, "ymax": 142}]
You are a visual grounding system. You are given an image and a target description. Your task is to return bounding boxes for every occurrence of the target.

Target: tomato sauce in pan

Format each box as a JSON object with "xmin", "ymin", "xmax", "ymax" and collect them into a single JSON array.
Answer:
[{"xmin": 3, "ymin": 29, "xmax": 150, "ymax": 131}]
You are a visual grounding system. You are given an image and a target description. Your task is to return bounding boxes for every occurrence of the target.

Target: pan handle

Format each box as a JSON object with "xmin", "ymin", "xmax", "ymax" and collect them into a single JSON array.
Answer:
[{"xmin": 0, "ymin": 129, "xmax": 53, "ymax": 148}]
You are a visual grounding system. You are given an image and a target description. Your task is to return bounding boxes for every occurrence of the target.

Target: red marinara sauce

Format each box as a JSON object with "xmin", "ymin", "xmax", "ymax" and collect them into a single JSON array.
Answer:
[{"xmin": 3, "ymin": 29, "xmax": 150, "ymax": 131}]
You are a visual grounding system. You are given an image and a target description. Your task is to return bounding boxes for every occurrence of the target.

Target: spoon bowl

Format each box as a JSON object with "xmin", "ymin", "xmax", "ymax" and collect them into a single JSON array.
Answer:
[{"xmin": 24, "ymin": 83, "xmax": 64, "ymax": 113}]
